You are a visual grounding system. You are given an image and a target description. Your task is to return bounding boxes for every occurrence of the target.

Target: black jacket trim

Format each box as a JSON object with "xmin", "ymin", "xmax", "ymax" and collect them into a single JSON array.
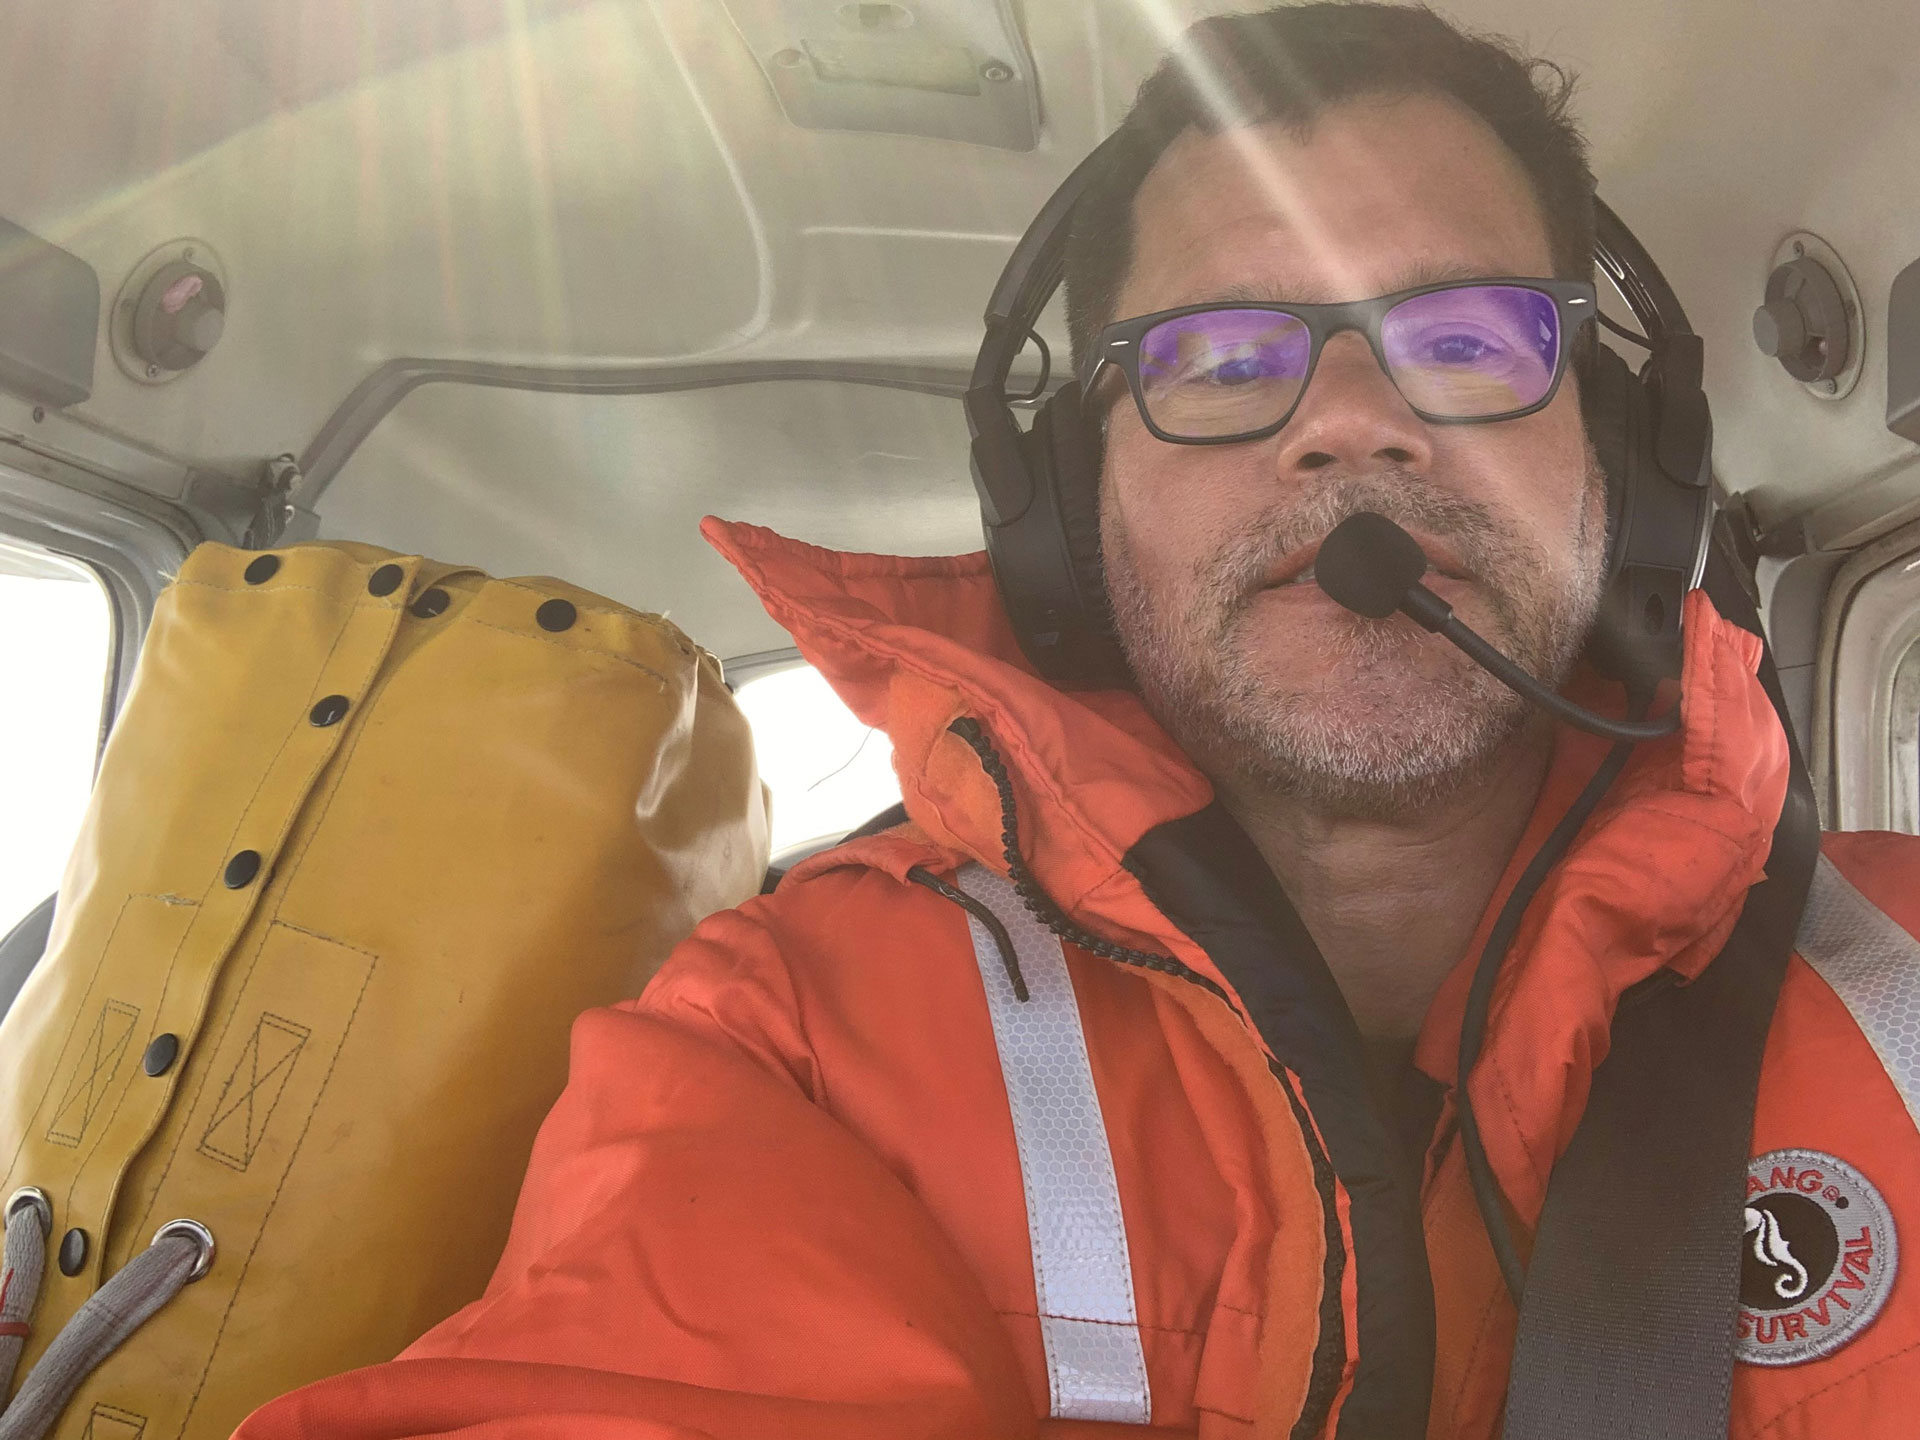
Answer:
[{"xmin": 1125, "ymin": 804, "xmax": 1435, "ymax": 1440}]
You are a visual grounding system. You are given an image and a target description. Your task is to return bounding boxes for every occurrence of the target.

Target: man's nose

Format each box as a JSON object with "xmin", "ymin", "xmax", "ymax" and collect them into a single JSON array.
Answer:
[{"xmin": 1273, "ymin": 330, "xmax": 1434, "ymax": 475}]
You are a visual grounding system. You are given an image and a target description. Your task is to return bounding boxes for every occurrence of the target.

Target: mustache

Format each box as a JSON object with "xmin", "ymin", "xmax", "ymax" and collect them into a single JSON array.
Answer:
[{"xmin": 1209, "ymin": 470, "xmax": 1510, "ymax": 602}]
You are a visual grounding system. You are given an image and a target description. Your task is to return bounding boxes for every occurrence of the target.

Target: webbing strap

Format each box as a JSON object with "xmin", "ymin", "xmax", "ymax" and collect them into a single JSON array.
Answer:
[
  {"xmin": 1502, "ymin": 781, "xmax": 1819, "ymax": 1440},
  {"xmin": 1797, "ymin": 854, "xmax": 1920, "ymax": 1129},
  {"xmin": 954, "ymin": 864, "xmax": 1152, "ymax": 1424}
]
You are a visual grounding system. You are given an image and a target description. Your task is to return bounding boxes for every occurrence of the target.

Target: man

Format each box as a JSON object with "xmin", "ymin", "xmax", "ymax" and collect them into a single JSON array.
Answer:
[{"xmin": 243, "ymin": 6, "xmax": 1920, "ymax": 1437}]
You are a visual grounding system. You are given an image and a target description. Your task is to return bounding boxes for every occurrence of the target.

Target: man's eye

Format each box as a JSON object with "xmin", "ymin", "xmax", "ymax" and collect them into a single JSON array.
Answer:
[
  {"xmin": 1201, "ymin": 350, "xmax": 1269, "ymax": 384},
  {"xmin": 1421, "ymin": 331, "xmax": 1502, "ymax": 366}
]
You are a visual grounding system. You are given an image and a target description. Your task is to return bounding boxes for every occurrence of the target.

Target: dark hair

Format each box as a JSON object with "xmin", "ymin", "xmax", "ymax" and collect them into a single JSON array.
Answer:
[{"xmin": 1063, "ymin": 4, "xmax": 1596, "ymax": 370}]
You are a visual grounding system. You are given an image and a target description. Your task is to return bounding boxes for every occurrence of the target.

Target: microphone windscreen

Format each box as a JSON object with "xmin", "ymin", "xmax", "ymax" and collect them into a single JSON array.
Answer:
[{"xmin": 1315, "ymin": 512, "xmax": 1429, "ymax": 618}]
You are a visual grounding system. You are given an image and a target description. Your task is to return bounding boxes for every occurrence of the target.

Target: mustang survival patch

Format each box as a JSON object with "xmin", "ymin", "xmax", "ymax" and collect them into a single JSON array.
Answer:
[{"xmin": 1738, "ymin": 1149, "xmax": 1897, "ymax": 1366}]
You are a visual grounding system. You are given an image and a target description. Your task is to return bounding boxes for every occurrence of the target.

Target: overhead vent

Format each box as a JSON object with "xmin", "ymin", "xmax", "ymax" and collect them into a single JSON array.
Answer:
[{"xmin": 723, "ymin": 0, "xmax": 1039, "ymax": 150}]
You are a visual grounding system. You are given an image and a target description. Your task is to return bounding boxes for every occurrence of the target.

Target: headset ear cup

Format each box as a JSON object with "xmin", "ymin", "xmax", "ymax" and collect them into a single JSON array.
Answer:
[
  {"xmin": 983, "ymin": 386, "xmax": 1132, "ymax": 689},
  {"xmin": 1580, "ymin": 341, "xmax": 1698, "ymax": 688}
]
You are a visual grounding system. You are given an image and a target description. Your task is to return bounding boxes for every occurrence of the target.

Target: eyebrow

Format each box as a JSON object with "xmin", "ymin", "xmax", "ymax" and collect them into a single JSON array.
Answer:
[{"xmin": 1196, "ymin": 258, "xmax": 1501, "ymax": 308}]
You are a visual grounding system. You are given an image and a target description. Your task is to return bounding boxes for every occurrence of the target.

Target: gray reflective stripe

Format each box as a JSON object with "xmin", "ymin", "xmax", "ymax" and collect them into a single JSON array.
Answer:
[
  {"xmin": 955, "ymin": 863, "xmax": 1152, "ymax": 1424},
  {"xmin": 1798, "ymin": 852, "xmax": 1920, "ymax": 1131}
]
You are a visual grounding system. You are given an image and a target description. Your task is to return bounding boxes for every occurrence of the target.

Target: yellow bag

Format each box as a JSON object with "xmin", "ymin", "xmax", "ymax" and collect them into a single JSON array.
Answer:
[{"xmin": 0, "ymin": 540, "xmax": 769, "ymax": 1438}]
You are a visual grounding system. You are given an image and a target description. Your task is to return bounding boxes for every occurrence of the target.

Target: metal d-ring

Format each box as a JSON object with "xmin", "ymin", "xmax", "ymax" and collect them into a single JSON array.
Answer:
[
  {"xmin": 5, "ymin": 1188, "xmax": 51, "ymax": 1238},
  {"xmin": 152, "ymin": 1219, "xmax": 216, "ymax": 1282}
]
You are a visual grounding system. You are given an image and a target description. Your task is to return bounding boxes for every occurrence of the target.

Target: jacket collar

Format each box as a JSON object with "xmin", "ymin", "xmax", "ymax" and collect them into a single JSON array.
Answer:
[{"xmin": 706, "ymin": 518, "xmax": 1790, "ymax": 1218}]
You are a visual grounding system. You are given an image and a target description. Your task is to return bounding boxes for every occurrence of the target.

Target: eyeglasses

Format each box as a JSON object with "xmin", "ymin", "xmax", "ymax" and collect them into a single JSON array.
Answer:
[{"xmin": 1082, "ymin": 278, "xmax": 1597, "ymax": 445}]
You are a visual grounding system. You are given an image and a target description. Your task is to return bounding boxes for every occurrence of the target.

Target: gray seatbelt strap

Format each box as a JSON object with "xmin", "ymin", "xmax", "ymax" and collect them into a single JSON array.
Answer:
[
  {"xmin": 954, "ymin": 863, "xmax": 1153, "ymax": 1425},
  {"xmin": 1502, "ymin": 780, "xmax": 1819, "ymax": 1440}
]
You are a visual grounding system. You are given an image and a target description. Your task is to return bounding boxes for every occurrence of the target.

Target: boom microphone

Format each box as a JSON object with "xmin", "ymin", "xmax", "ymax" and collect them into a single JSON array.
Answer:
[{"xmin": 1315, "ymin": 512, "xmax": 1679, "ymax": 743}]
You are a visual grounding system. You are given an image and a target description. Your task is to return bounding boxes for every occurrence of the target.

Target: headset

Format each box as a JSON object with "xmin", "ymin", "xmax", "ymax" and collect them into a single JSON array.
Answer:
[{"xmin": 963, "ymin": 134, "xmax": 1718, "ymax": 695}]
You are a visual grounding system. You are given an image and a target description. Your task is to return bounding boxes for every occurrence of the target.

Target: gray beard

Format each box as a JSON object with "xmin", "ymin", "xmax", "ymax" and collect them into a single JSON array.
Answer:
[{"xmin": 1103, "ymin": 462, "xmax": 1608, "ymax": 820}]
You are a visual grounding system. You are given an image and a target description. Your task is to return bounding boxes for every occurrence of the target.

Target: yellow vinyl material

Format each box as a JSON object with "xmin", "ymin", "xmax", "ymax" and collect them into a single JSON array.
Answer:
[{"xmin": 0, "ymin": 540, "xmax": 770, "ymax": 1439}]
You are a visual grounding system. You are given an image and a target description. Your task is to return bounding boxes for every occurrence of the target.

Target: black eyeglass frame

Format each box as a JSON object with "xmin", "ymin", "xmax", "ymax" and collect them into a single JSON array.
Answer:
[{"xmin": 1081, "ymin": 276, "xmax": 1599, "ymax": 446}]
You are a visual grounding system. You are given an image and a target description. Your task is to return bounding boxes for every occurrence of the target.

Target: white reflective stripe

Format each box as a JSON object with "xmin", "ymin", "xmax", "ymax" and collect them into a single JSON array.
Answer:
[
  {"xmin": 955, "ymin": 863, "xmax": 1152, "ymax": 1424},
  {"xmin": 1798, "ymin": 852, "xmax": 1920, "ymax": 1131}
]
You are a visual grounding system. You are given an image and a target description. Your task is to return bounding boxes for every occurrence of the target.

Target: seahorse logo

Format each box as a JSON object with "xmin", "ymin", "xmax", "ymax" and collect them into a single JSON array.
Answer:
[{"xmin": 1746, "ymin": 1204, "xmax": 1811, "ymax": 1301}]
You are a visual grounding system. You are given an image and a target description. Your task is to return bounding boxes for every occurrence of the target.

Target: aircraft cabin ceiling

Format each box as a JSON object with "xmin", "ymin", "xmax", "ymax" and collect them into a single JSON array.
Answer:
[{"xmin": 4, "ymin": 0, "xmax": 1918, "ymax": 659}]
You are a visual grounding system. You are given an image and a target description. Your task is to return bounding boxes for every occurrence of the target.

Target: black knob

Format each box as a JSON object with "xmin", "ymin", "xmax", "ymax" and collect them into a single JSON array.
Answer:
[
  {"xmin": 536, "ymin": 599, "xmax": 577, "ymax": 632},
  {"xmin": 58, "ymin": 1228, "xmax": 87, "ymax": 1276},
  {"xmin": 367, "ymin": 564, "xmax": 405, "ymax": 597},
  {"xmin": 309, "ymin": 695, "xmax": 351, "ymax": 727},
  {"xmin": 244, "ymin": 555, "xmax": 281, "ymax": 585}
]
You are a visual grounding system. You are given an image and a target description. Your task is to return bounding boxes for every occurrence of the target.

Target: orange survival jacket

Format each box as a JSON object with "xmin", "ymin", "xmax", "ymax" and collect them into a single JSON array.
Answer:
[{"xmin": 238, "ymin": 519, "xmax": 1920, "ymax": 1440}]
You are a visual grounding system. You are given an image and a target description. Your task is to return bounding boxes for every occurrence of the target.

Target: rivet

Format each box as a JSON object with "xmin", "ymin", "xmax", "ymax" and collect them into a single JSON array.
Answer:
[
  {"xmin": 244, "ymin": 554, "xmax": 281, "ymax": 585},
  {"xmin": 309, "ymin": 694, "xmax": 350, "ymax": 727},
  {"xmin": 535, "ymin": 598, "xmax": 577, "ymax": 632},
  {"xmin": 143, "ymin": 1033, "xmax": 180, "ymax": 1077},
  {"xmin": 410, "ymin": 587, "xmax": 450, "ymax": 618},
  {"xmin": 223, "ymin": 850, "xmax": 262, "ymax": 889},
  {"xmin": 367, "ymin": 564, "xmax": 405, "ymax": 597},
  {"xmin": 58, "ymin": 1228, "xmax": 87, "ymax": 1276},
  {"xmin": 981, "ymin": 60, "xmax": 1014, "ymax": 82}
]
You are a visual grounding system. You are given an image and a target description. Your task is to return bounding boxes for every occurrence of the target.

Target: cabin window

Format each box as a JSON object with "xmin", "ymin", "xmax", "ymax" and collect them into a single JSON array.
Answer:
[
  {"xmin": 733, "ymin": 661, "xmax": 901, "ymax": 860},
  {"xmin": 0, "ymin": 541, "xmax": 113, "ymax": 934}
]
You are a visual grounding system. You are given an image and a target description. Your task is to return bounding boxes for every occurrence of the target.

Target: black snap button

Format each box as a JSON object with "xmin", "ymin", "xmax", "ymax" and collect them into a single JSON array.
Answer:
[
  {"xmin": 244, "ymin": 555, "xmax": 281, "ymax": 585},
  {"xmin": 410, "ymin": 587, "xmax": 450, "ymax": 619},
  {"xmin": 309, "ymin": 694, "xmax": 350, "ymax": 727},
  {"xmin": 223, "ymin": 850, "xmax": 262, "ymax": 889},
  {"xmin": 143, "ymin": 1033, "xmax": 180, "ymax": 1077},
  {"xmin": 58, "ymin": 1228, "xmax": 87, "ymax": 1276},
  {"xmin": 535, "ymin": 598, "xmax": 577, "ymax": 632},
  {"xmin": 367, "ymin": 564, "xmax": 404, "ymax": 597}
]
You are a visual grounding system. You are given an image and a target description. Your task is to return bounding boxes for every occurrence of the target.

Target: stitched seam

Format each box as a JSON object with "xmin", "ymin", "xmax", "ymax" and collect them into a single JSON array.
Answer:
[
  {"xmin": 1271, "ymin": 1060, "xmax": 1348, "ymax": 1440},
  {"xmin": 992, "ymin": 1308, "xmax": 1206, "ymax": 1335},
  {"xmin": 45, "ymin": 1000, "xmax": 140, "ymax": 1148},
  {"xmin": 59, "ymin": 896, "xmax": 207, "ymax": 1217},
  {"xmin": 177, "ymin": 951, "xmax": 377, "ymax": 1432},
  {"xmin": 127, "ymin": 925, "xmax": 277, "ymax": 1239},
  {"xmin": 256, "ymin": 650, "xmax": 407, "ymax": 897},
  {"xmin": 1446, "ymin": 1287, "xmax": 1509, "ymax": 1435},
  {"xmin": 2, "ymin": 894, "xmax": 170, "ymax": 1188},
  {"xmin": 196, "ymin": 1012, "xmax": 310, "ymax": 1169},
  {"xmin": 460, "ymin": 616, "xmax": 672, "ymax": 689},
  {"xmin": 207, "ymin": 593, "xmax": 366, "ymax": 868},
  {"xmin": 164, "ymin": 579, "xmax": 335, "ymax": 597}
]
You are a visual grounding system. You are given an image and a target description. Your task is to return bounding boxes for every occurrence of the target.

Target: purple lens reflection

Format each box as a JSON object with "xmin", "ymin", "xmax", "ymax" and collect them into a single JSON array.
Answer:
[
  {"xmin": 1136, "ymin": 308, "xmax": 1313, "ymax": 438},
  {"xmin": 1380, "ymin": 285, "xmax": 1560, "ymax": 417}
]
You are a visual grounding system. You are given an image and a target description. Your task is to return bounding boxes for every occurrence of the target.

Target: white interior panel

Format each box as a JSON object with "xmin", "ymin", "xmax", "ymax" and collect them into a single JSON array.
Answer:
[
  {"xmin": 6, "ymin": 0, "xmax": 1920, "ymax": 660},
  {"xmin": 317, "ymin": 377, "xmax": 979, "ymax": 657}
]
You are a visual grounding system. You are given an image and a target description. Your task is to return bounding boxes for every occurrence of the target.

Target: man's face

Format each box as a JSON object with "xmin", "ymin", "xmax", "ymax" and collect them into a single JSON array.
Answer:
[{"xmin": 1099, "ymin": 93, "xmax": 1607, "ymax": 816}]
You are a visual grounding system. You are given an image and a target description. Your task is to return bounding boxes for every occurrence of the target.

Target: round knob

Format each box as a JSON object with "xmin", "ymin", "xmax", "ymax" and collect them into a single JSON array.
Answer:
[
  {"xmin": 1753, "ymin": 255, "xmax": 1849, "ymax": 383},
  {"xmin": 1752, "ymin": 298, "xmax": 1808, "ymax": 359},
  {"xmin": 179, "ymin": 302, "xmax": 226, "ymax": 355},
  {"xmin": 129, "ymin": 261, "xmax": 228, "ymax": 373}
]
